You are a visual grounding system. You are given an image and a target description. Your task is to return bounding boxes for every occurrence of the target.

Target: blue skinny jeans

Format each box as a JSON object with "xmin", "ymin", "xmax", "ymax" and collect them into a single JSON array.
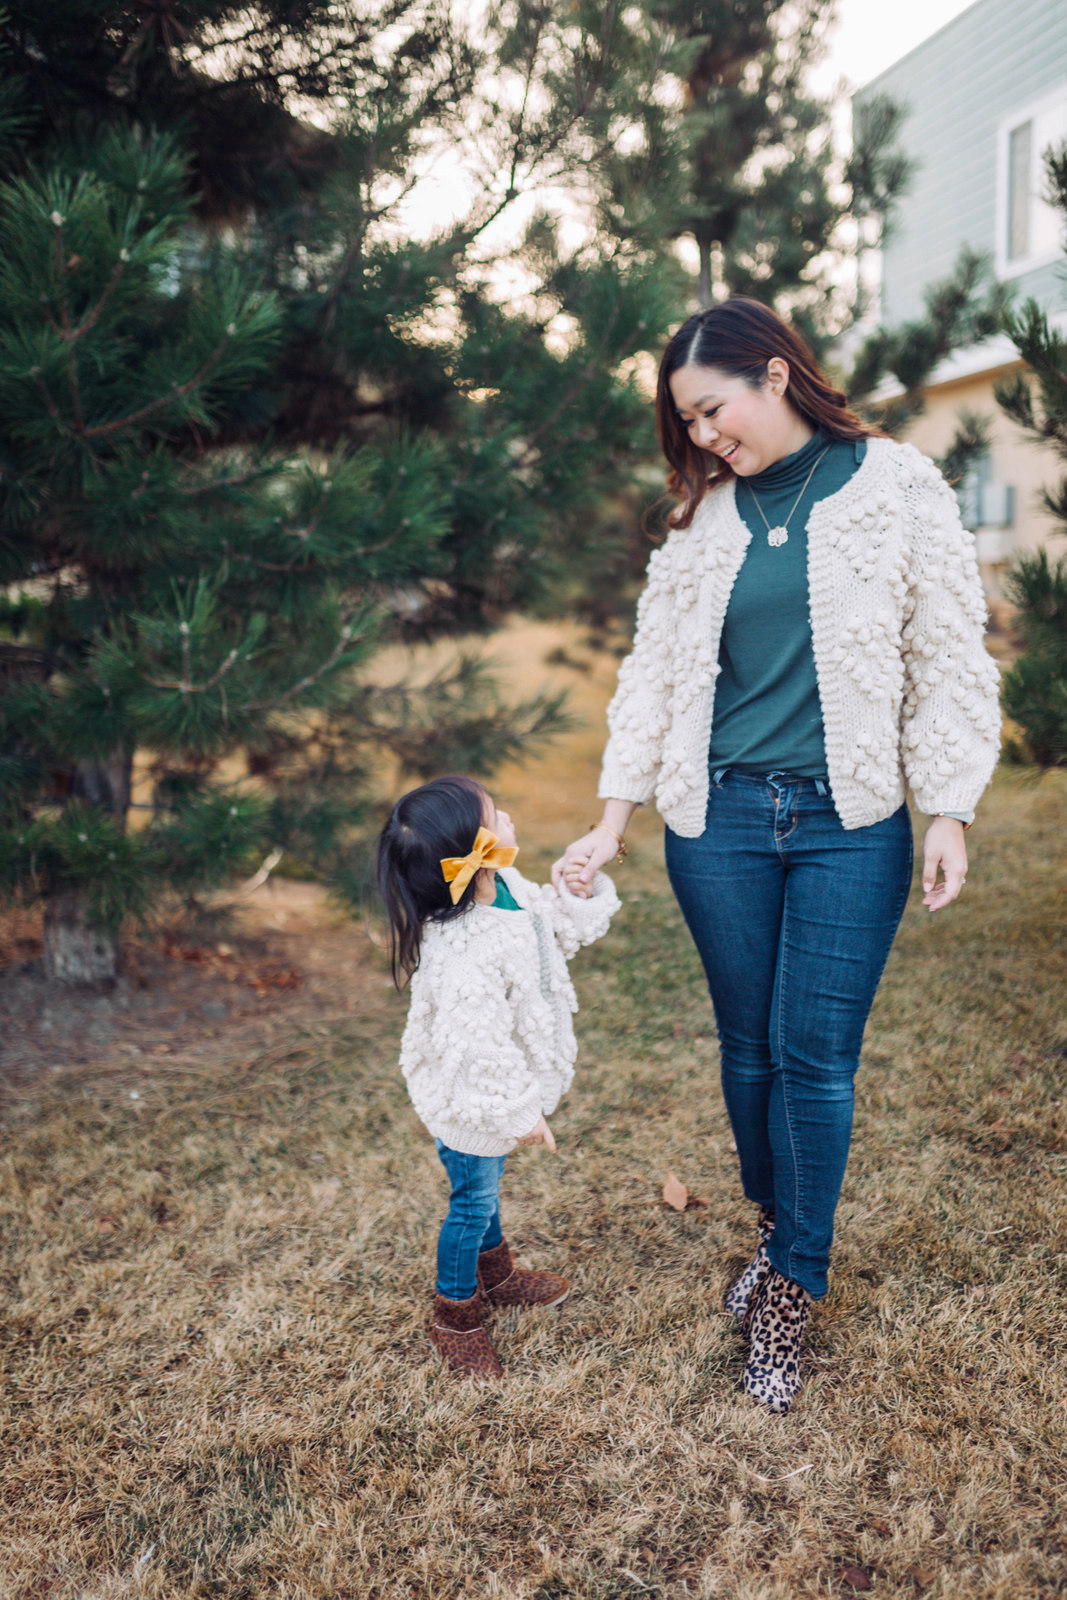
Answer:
[
  {"xmin": 434, "ymin": 1140, "xmax": 506, "ymax": 1301},
  {"xmin": 664, "ymin": 770, "xmax": 913, "ymax": 1298}
]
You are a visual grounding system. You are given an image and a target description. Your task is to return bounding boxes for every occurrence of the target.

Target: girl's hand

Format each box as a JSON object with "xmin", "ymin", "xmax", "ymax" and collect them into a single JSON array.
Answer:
[
  {"xmin": 922, "ymin": 817, "xmax": 968, "ymax": 912},
  {"xmin": 515, "ymin": 1115, "xmax": 556, "ymax": 1152},
  {"xmin": 551, "ymin": 829, "xmax": 617, "ymax": 898}
]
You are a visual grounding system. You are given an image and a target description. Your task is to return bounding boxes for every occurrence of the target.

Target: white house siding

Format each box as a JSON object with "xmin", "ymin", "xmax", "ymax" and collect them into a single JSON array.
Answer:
[
  {"xmin": 856, "ymin": 0, "xmax": 1067, "ymax": 327},
  {"xmin": 853, "ymin": 0, "xmax": 1067, "ymax": 602}
]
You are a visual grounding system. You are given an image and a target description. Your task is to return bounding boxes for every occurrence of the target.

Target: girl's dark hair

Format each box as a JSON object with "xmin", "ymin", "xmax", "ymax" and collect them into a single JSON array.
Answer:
[
  {"xmin": 377, "ymin": 775, "xmax": 489, "ymax": 986},
  {"xmin": 655, "ymin": 297, "xmax": 885, "ymax": 529}
]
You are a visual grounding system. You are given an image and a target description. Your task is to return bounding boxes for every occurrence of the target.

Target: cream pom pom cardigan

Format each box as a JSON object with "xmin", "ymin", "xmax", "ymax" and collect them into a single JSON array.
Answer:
[
  {"xmin": 399, "ymin": 867, "xmax": 620, "ymax": 1158},
  {"xmin": 599, "ymin": 438, "xmax": 1002, "ymax": 834}
]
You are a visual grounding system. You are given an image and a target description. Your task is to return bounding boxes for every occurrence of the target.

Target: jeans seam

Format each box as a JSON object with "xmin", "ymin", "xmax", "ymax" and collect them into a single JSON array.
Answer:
[{"xmin": 775, "ymin": 890, "xmax": 804, "ymax": 1286}]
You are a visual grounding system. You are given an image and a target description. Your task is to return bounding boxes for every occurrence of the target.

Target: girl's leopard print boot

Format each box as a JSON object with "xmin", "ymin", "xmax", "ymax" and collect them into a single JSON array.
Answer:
[
  {"xmin": 477, "ymin": 1239, "xmax": 570, "ymax": 1308},
  {"xmin": 429, "ymin": 1288, "xmax": 503, "ymax": 1380},
  {"xmin": 741, "ymin": 1265, "xmax": 812, "ymax": 1413},
  {"xmin": 723, "ymin": 1206, "xmax": 775, "ymax": 1324}
]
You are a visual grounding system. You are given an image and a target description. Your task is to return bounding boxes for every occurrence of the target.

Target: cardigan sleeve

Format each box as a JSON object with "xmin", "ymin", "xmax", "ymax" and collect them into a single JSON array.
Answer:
[
  {"xmin": 516, "ymin": 869, "xmax": 621, "ymax": 958},
  {"xmin": 598, "ymin": 543, "xmax": 678, "ymax": 803},
  {"xmin": 897, "ymin": 448, "xmax": 1002, "ymax": 816},
  {"xmin": 415, "ymin": 947, "xmax": 545, "ymax": 1148}
]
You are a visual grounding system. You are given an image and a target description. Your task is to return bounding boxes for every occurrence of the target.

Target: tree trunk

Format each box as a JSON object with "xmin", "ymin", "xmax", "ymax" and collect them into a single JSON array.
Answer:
[
  {"xmin": 44, "ymin": 890, "xmax": 118, "ymax": 987},
  {"xmin": 73, "ymin": 750, "xmax": 132, "ymax": 824},
  {"xmin": 697, "ymin": 236, "xmax": 713, "ymax": 309}
]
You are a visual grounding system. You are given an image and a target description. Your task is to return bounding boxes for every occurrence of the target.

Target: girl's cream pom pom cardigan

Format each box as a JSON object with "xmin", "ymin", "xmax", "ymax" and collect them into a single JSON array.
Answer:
[
  {"xmin": 599, "ymin": 438, "xmax": 1002, "ymax": 834},
  {"xmin": 400, "ymin": 867, "xmax": 619, "ymax": 1157}
]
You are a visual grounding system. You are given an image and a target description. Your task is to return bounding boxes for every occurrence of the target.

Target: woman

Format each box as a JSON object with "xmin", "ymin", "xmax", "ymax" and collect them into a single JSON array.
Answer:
[{"xmin": 554, "ymin": 298, "xmax": 1001, "ymax": 1413}]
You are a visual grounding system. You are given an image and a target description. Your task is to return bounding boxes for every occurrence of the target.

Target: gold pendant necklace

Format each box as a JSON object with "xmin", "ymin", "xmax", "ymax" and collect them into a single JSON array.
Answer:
[{"xmin": 744, "ymin": 445, "xmax": 831, "ymax": 548}]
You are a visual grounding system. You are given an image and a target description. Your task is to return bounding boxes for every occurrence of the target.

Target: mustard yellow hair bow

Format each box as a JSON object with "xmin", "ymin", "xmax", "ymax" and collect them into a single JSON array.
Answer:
[{"xmin": 440, "ymin": 826, "xmax": 518, "ymax": 904}]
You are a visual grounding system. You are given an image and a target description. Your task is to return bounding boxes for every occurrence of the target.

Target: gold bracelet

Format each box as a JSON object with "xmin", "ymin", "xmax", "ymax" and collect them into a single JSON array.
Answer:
[{"xmin": 589, "ymin": 821, "xmax": 628, "ymax": 863}]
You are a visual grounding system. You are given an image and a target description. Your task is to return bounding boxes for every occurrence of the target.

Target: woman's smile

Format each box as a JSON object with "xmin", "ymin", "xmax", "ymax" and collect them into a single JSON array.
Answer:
[{"xmin": 668, "ymin": 361, "xmax": 813, "ymax": 476}]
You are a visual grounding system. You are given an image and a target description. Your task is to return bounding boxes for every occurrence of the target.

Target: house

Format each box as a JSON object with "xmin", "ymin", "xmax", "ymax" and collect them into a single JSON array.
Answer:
[{"xmin": 854, "ymin": 0, "xmax": 1067, "ymax": 599}]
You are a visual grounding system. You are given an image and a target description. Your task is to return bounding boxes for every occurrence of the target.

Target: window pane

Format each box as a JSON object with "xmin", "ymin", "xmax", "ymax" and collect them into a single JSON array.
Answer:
[
  {"xmin": 957, "ymin": 448, "xmax": 991, "ymax": 528},
  {"xmin": 1032, "ymin": 99, "xmax": 1067, "ymax": 257},
  {"xmin": 1008, "ymin": 120, "xmax": 1032, "ymax": 260}
]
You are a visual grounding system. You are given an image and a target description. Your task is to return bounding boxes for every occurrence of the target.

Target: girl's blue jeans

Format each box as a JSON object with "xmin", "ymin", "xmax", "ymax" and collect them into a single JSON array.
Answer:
[
  {"xmin": 664, "ymin": 769, "xmax": 913, "ymax": 1299},
  {"xmin": 434, "ymin": 1140, "xmax": 506, "ymax": 1300}
]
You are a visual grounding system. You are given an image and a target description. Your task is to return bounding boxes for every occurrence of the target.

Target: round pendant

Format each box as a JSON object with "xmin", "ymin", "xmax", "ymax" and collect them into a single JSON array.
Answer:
[{"xmin": 767, "ymin": 526, "xmax": 789, "ymax": 547}]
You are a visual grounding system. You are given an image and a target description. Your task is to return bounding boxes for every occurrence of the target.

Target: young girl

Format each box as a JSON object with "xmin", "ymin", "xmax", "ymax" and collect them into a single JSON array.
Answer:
[{"xmin": 378, "ymin": 775, "xmax": 620, "ymax": 1379}]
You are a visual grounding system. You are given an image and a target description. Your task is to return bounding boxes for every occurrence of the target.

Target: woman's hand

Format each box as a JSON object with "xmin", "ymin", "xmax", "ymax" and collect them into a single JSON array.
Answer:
[
  {"xmin": 515, "ymin": 1115, "xmax": 556, "ymax": 1151},
  {"xmin": 922, "ymin": 816, "xmax": 969, "ymax": 912},
  {"xmin": 551, "ymin": 801, "xmax": 638, "ymax": 898},
  {"xmin": 552, "ymin": 828, "xmax": 618, "ymax": 899}
]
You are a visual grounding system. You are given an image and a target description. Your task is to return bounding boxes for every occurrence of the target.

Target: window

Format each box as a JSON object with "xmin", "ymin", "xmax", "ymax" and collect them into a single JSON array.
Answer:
[
  {"xmin": 997, "ymin": 86, "xmax": 1067, "ymax": 277},
  {"xmin": 1007, "ymin": 122, "xmax": 1032, "ymax": 260},
  {"xmin": 955, "ymin": 449, "xmax": 990, "ymax": 530},
  {"xmin": 956, "ymin": 449, "xmax": 1015, "ymax": 563}
]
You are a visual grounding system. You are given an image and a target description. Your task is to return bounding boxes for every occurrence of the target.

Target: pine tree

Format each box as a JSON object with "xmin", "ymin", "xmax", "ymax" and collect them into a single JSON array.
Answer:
[
  {"xmin": 595, "ymin": 2, "xmax": 912, "ymax": 341},
  {"xmin": 994, "ymin": 143, "xmax": 1067, "ymax": 768},
  {"xmin": 0, "ymin": 1, "xmax": 912, "ymax": 984},
  {"xmin": 0, "ymin": 2, "xmax": 679, "ymax": 983}
]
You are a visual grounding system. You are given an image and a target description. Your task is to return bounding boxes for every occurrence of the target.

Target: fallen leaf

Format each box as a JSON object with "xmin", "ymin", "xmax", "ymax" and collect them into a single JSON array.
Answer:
[
  {"xmin": 838, "ymin": 1568, "xmax": 872, "ymax": 1592},
  {"xmin": 95, "ymin": 1216, "xmax": 119, "ymax": 1234},
  {"xmin": 663, "ymin": 1171, "xmax": 688, "ymax": 1211},
  {"xmin": 906, "ymin": 1565, "xmax": 936, "ymax": 1592},
  {"xmin": 250, "ymin": 967, "xmax": 302, "ymax": 993}
]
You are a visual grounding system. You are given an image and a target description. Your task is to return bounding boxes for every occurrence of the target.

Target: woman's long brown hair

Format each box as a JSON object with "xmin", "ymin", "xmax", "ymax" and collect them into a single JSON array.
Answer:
[{"xmin": 655, "ymin": 298, "xmax": 885, "ymax": 529}]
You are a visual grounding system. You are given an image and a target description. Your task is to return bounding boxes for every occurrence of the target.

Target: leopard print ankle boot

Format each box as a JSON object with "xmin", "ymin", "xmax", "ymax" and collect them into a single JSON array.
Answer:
[
  {"xmin": 741, "ymin": 1265, "xmax": 812, "ymax": 1414},
  {"xmin": 723, "ymin": 1206, "xmax": 775, "ymax": 1324},
  {"xmin": 477, "ymin": 1239, "xmax": 570, "ymax": 1309},
  {"xmin": 429, "ymin": 1288, "xmax": 503, "ymax": 1379}
]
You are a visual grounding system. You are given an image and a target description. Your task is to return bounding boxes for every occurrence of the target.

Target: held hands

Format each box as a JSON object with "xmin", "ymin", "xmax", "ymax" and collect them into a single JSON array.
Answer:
[
  {"xmin": 922, "ymin": 816, "xmax": 968, "ymax": 912},
  {"xmin": 516, "ymin": 1115, "xmax": 556, "ymax": 1152},
  {"xmin": 550, "ymin": 828, "xmax": 617, "ymax": 899}
]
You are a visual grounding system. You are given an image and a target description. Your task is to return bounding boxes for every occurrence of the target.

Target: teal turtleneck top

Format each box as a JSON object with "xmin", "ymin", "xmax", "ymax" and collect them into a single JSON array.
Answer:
[
  {"xmin": 492, "ymin": 873, "xmax": 521, "ymax": 910},
  {"xmin": 706, "ymin": 428, "xmax": 866, "ymax": 779}
]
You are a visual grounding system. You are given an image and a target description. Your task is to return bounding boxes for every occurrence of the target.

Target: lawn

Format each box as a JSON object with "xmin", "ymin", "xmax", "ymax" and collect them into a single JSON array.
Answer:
[{"xmin": 2, "ymin": 642, "xmax": 1066, "ymax": 1597}]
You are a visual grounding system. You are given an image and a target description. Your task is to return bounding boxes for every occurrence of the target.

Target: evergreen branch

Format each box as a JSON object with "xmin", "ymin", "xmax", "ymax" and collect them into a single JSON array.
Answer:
[
  {"xmin": 238, "ymin": 618, "xmax": 358, "ymax": 713},
  {"xmin": 145, "ymin": 630, "xmax": 239, "ymax": 697},
  {"xmin": 515, "ymin": 308, "xmax": 623, "ymax": 467},
  {"xmin": 222, "ymin": 545, "xmax": 307, "ymax": 575},
  {"xmin": 64, "ymin": 255, "xmax": 129, "ymax": 347},
  {"xmin": 178, "ymin": 463, "xmax": 276, "ymax": 497},
  {"xmin": 81, "ymin": 335, "xmax": 230, "ymax": 439},
  {"xmin": 507, "ymin": 7, "xmax": 544, "ymax": 195},
  {"xmin": 458, "ymin": 134, "xmax": 627, "ymax": 258},
  {"xmin": 222, "ymin": 516, "xmax": 408, "ymax": 574},
  {"xmin": 30, "ymin": 365, "xmax": 64, "ymax": 428},
  {"xmin": 47, "ymin": 217, "xmax": 97, "ymax": 435}
]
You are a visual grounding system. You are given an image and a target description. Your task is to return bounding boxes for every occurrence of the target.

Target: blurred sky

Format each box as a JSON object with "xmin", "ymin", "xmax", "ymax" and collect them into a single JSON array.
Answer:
[{"xmin": 819, "ymin": 0, "xmax": 979, "ymax": 91}]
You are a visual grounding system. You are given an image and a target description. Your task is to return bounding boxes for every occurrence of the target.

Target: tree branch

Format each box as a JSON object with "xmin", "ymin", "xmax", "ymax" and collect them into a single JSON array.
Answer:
[
  {"xmin": 239, "ymin": 618, "xmax": 358, "ymax": 713},
  {"xmin": 82, "ymin": 336, "xmax": 230, "ymax": 439},
  {"xmin": 145, "ymin": 630, "xmax": 239, "ymax": 696}
]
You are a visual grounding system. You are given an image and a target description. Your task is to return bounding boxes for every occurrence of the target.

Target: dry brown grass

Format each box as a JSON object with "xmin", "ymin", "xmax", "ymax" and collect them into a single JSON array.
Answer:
[{"xmin": 2, "ymin": 626, "xmax": 1067, "ymax": 1600}]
